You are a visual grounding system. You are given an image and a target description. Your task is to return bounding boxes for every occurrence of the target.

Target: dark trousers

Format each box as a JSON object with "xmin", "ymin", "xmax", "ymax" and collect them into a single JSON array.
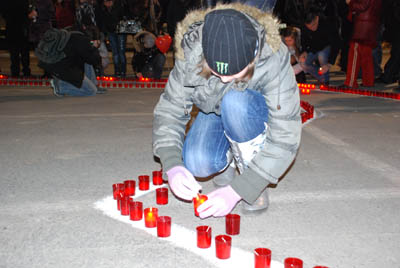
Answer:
[
  {"xmin": 383, "ymin": 38, "xmax": 400, "ymax": 84},
  {"xmin": 9, "ymin": 41, "xmax": 31, "ymax": 77}
]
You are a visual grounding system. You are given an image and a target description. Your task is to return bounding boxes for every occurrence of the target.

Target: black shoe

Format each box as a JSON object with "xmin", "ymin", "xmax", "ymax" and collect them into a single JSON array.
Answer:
[{"xmin": 96, "ymin": 87, "xmax": 107, "ymax": 94}]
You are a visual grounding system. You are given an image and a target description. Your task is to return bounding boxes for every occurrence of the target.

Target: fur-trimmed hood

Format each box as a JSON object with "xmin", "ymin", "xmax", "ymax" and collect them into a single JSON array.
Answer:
[{"xmin": 174, "ymin": 3, "xmax": 282, "ymax": 61}]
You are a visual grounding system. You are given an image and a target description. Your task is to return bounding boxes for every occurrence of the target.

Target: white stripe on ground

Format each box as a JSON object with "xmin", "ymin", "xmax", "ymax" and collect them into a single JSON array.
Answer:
[
  {"xmin": 272, "ymin": 188, "xmax": 400, "ymax": 203},
  {"xmin": 94, "ymin": 185, "xmax": 283, "ymax": 268},
  {"xmin": 0, "ymin": 113, "xmax": 153, "ymax": 119},
  {"xmin": 303, "ymin": 124, "xmax": 400, "ymax": 185}
]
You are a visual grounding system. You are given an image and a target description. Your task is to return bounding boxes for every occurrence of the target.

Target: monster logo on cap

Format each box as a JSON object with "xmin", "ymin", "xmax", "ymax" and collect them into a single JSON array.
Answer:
[{"xmin": 215, "ymin": 61, "xmax": 228, "ymax": 75}]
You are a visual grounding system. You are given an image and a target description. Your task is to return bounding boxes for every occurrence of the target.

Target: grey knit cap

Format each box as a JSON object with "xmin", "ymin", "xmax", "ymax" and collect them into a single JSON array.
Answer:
[{"xmin": 202, "ymin": 9, "xmax": 258, "ymax": 76}]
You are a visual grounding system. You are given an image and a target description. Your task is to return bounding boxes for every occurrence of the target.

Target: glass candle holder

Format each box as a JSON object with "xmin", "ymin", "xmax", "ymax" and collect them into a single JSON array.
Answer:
[
  {"xmin": 193, "ymin": 194, "xmax": 208, "ymax": 217},
  {"xmin": 225, "ymin": 214, "xmax": 240, "ymax": 235},
  {"xmin": 157, "ymin": 216, "xmax": 171, "ymax": 237},
  {"xmin": 152, "ymin": 170, "xmax": 163, "ymax": 185},
  {"xmin": 196, "ymin": 225, "xmax": 212, "ymax": 249},
  {"xmin": 138, "ymin": 175, "xmax": 150, "ymax": 191},
  {"xmin": 215, "ymin": 235, "xmax": 232, "ymax": 259},
  {"xmin": 112, "ymin": 183, "xmax": 125, "ymax": 200},
  {"xmin": 156, "ymin": 187, "xmax": 168, "ymax": 205},
  {"xmin": 254, "ymin": 248, "xmax": 272, "ymax": 268},
  {"xmin": 129, "ymin": 201, "xmax": 143, "ymax": 221},
  {"xmin": 144, "ymin": 207, "xmax": 158, "ymax": 228},
  {"xmin": 124, "ymin": 180, "xmax": 136, "ymax": 196},
  {"xmin": 119, "ymin": 196, "xmax": 132, "ymax": 216},
  {"xmin": 284, "ymin": 257, "xmax": 303, "ymax": 268}
]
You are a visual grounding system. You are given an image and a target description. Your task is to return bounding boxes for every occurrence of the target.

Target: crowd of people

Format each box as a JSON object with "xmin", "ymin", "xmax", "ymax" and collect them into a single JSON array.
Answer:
[{"xmin": 1, "ymin": 0, "xmax": 399, "ymax": 95}]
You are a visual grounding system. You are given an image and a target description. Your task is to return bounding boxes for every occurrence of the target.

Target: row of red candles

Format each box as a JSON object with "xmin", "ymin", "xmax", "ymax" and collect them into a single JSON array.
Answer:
[
  {"xmin": 0, "ymin": 74, "xmax": 167, "ymax": 83},
  {"xmin": 0, "ymin": 79, "xmax": 166, "ymax": 89},
  {"xmin": 112, "ymin": 172, "xmax": 328, "ymax": 268}
]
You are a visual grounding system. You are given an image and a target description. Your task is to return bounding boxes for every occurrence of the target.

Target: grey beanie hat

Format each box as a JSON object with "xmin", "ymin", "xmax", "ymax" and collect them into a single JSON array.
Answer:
[{"xmin": 202, "ymin": 9, "xmax": 258, "ymax": 76}]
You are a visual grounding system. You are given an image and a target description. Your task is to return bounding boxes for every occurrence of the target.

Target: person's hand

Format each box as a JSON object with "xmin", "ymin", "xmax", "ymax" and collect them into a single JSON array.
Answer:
[
  {"xmin": 197, "ymin": 185, "xmax": 241, "ymax": 218},
  {"xmin": 346, "ymin": 0, "xmax": 351, "ymax": 4},
  {"xmin": 166, "ymin": 166, "xmax": 202, "ymax": 201},
  {"xmin": 136, "ymin": 72, "xmax": 143, "ymax": 78},
  {"xmin": 319, "ymin": 64, "xmax": 331, "ymax": 75}
]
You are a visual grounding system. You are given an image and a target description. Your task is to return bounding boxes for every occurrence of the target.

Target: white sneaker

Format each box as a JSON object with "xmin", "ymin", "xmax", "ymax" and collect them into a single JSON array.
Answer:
[{"xmin": 50, "ymin": 79, "xmax": 63, "ymax": 97}]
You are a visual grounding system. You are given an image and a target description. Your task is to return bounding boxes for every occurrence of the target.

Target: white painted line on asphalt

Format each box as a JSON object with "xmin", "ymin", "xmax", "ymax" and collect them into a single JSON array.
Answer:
[
  {"xmin": 94, "ymin": 186, "xmax": 284, "ymax": 268},
  {"xmin": 272, "ymin": 188, "xmax": 400, "ymax": 203},
  {"xmin": 303, "ymin": 124, "xmax": 400, "ymax": 185},
  {"xmin": 0, "ymin": 112, "xmax": 154, "ymax": 119}
]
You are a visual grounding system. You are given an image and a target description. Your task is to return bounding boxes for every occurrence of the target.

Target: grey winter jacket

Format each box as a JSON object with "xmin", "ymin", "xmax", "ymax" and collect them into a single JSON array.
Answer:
[{"xmin": 152, "ymin": 3, "xmax": 302, "ymax": 203}]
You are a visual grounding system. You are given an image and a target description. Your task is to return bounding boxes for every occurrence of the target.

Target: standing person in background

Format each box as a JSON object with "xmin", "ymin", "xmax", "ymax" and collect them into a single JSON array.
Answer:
[
  {"xmin": 28, "ymin": 0, "xmax": 55, "ymax": 45},
  {"xmin": 376, "ymin": 0, "xmax": 400, "ymax": 92},
  {"xmin": 75, "ymin": 0, "xmax": 98, "ymax": 31},
  {"xmin": 29, "ymin": 0, "xmax": 56, "ymax": 78},
  {"xmin": 2, "ymin": 0, "xmax": 32, "ymax": 77},
  {"xmin": 343, "ymin": 0, "xmax": 382, "ymax": 88},
  {"xmin": 97, "ymin": 0, "xmax": 127, "ymax": 77},
  {"xmin": 55, "ymin": 0, "xmax": 75, "ymax": 29}
]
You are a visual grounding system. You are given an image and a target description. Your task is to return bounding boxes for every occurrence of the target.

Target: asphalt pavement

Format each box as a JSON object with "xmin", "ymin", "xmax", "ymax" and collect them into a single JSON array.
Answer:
[{"xmin": 0, "ymin": 50, "xmax": 400, "ymax": 268}]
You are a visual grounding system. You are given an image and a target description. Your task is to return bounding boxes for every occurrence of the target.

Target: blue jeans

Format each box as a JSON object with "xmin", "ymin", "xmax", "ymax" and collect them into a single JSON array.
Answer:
[
  {"xmin": 302, "ymin": 46, "xmax": 331, "ymax": 84},
  {"xmin": 183, "ymin": 89, "xmax": 268, "ymax": 178},
  {"xmin": 230, "ymin": 0, "xmax": 276, "ymax": 11},
  {"xmin": 57, "ymin": 64, "xmax": 98, "ymax": 96},
  {"xmin": 108, "ymin": 33, "xmax": 127, "ymax": 76}
]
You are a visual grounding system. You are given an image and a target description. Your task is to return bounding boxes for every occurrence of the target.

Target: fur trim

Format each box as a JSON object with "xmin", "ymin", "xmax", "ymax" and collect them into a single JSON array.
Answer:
[{"xmin": 174, "ymin": 3, "xmax": 282, "ymax": 60}]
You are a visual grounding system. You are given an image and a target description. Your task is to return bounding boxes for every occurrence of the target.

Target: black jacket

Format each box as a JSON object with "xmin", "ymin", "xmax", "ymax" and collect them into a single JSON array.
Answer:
[
  {"xmin": 38, "ymin": 32, "xmax": 101, "ymax": 88},
  {"xmin": 96, "ymin": 1, "xmax": 125, "ymax": 33},
  {"xmin": 301, "ymin": 15, "xmax": 341, "ymax": 65}
]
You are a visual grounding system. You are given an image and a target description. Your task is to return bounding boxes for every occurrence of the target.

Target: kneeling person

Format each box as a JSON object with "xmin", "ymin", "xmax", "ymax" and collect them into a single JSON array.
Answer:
[{"xmin": 35, "ymin": 28, "xmax": 106, "ymax": 96}]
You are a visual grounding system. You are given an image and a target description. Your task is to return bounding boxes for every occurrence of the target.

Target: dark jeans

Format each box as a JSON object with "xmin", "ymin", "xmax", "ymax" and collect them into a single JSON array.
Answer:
[
  {"xmin": 383, "ymin": 38, "xmax": 400, "ymax": 84},
  {"xmin": 9, "ymin": 41, "xmax": 31, "ymax": 76},
  {"xmin": 108, "ymin": 33, "xmax": 127, "ymax": 76}
]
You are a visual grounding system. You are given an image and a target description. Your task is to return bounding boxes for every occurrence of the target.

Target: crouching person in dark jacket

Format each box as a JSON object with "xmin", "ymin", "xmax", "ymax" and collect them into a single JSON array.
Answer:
[{"xmin": 35, "ymin": 28, "xmax": 107, "ymax": 96}]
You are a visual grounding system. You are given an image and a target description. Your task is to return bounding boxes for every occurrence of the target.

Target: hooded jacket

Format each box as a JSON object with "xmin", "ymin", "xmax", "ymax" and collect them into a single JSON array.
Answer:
[
  {"xmin": 152, "ymin": 3, "xmax": 302, "ymax": 203},
  {"xmin": 36, "ymin": 28, "xmax": 101, "ymax": 88}
]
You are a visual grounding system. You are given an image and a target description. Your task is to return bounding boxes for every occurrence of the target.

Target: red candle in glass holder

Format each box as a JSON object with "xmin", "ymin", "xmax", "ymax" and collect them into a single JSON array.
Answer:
[
  {"xmin": 124, "ymin": 180, "xmax": 136, "ymax": 196},
  {"xmin": 193, "ymin": 194, "xmax": 208, "ymax": 217},
  {"xmin": 215, "ymin": 235, "xmax": 232, "ymax": 259},
  {"xmin": 112, "ymin": 183, "xmax": 125, "ymax": 200},
  {"xmin": 138, "ymin": 175, "xmax": 150, "ymax": 190},
  {"xmin": 152, "ymin": 170, "xmax": 163, "ymax": 185},
  {"xmin": 254, "ymin": 248, "xmax": 272, "ymax": 268},
  {"xmin": 196, "ymin": 225, "xmax": 212, "ymax": 248},
  {"xmin": 156, "ymin": 187, "xmax": 168, "ymax": 205},
  {"xmin": 119, "ymin": 196, "xmax": 132, "ymax": 216},
  {"xmin": 284, "ymin": 257, "xmax": 303, "ymax": 268},
  {"xmin": 144, "ymin": 207, "xmax": 158, "ymax": 228},
  {"xmin": 157, "ymin": 216, "xmax": 171, "ymax": 237},
  {"xmin": 129, "ymin": 201, "xmax": 143, "ymax": 221},
  {"xmin": 226, "ymin": 214, "xmax": 240, "ymax": 235}
]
